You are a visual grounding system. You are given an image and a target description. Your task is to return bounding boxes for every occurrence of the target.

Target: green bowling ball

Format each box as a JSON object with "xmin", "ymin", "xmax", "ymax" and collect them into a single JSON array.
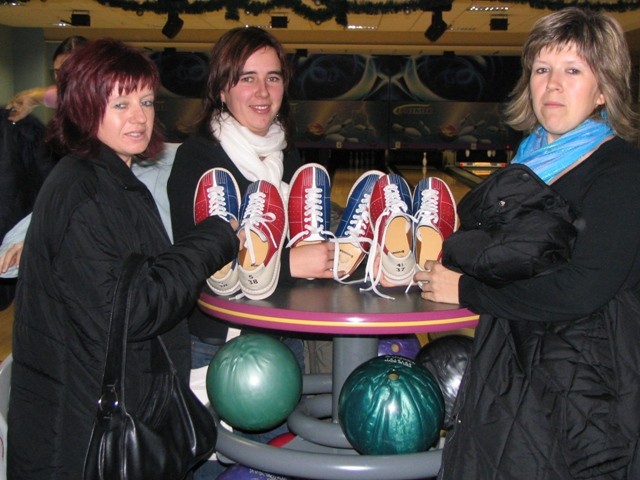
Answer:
[
  {"xmin": 338, "ymin": 355, "xmax": 445, "ymax": 455},
  {"xmin": 206, "ymin": 333, "xmax": 302, "ymax": 432}
]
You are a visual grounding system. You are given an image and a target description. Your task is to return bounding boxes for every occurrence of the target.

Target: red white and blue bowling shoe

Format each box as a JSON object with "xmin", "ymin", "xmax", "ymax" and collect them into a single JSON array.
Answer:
[
  {"xmin": 286, "ymin": 163, "xmax": 333, "ymax": 248},
  {"xmin": 364, "ymin": 173, "xmax": 416, "ymax": 297},
  {"xmin": 412, "ymin": 177, "xmax": 457, "ymax": 268},
  {"xmin": 237, "ymin": 180, "xmax": 287, "ymax": 300},
  {"xmin": 193, "ymin": 168, "xmax": 241, "ymax": 296},
  {"xmin": 332, "ymin": 170, "xmax": 384, "ymax": 281}
]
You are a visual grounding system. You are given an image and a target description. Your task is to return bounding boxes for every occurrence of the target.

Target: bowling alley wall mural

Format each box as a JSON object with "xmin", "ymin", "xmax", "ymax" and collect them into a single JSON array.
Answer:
[{"xmin": 151, "ymin": 50, "xmax": 522, "ymax": 151}]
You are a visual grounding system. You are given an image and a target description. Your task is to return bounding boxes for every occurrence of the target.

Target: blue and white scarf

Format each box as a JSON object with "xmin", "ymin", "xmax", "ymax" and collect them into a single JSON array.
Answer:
[{"xmin": 512, "ymin": 114, "xmax": 614, "ymax": 184}]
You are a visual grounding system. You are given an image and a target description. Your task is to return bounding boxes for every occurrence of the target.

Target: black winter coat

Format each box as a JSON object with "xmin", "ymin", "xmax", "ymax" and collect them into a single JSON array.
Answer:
[
  {"xmin": 442, "ymin": 163, "xmax": 576, "ymax": 285},
  {"xmin": 8, "ymin": 147, "xmax": 238, "ymax": 478},
  {"xmin": 440, "ymin": 137, "xmax": 640, "ymax": 479}
]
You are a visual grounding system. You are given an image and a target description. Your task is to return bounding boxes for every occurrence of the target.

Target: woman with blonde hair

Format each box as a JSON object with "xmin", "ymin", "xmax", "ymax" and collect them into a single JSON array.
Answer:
[{"xmin": 417, "ymin": 8, "xmax": 640, "ymax": 479}]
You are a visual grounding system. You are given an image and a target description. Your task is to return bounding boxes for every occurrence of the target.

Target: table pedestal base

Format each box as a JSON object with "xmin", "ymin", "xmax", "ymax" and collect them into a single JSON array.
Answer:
[{"xmin": 214, "ymin": 337, "xmax": 444, "ymax": 480}]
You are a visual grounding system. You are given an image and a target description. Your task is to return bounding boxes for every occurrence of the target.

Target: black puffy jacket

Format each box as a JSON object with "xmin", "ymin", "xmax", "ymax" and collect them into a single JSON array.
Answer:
[
  {"xmin": 8, "ymin": 147, "xmax": 238, "ymax": 478},
  {"xmin": 440, "ymin": 139, "xmax": 640, "ymax": 479},
  {"xmin": 442, "ymin": 163, "xmax": 576, "ymax": 285}
]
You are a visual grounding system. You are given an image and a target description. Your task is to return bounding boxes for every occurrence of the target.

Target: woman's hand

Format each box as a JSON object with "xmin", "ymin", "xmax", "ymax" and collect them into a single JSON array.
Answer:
[
  {"xmin": 290, "ymin": 241, "xmax": 342, "ymax": 279},
  {"xmin": 6, "ymin": 95, "xmax": 39, "ymax": 123},
  {"xmin": 0, "ymin": 242, "xmax": 24, "ymax": 273},
  {"xmin": 414, "ymin": 260, "xmax": 462, "ymax": 304}
]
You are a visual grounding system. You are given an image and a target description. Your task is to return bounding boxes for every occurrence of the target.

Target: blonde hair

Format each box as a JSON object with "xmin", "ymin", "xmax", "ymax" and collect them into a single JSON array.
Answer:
[{"xmin": 504, "ymin": 7, "xmax": 638, "ymax": 142}]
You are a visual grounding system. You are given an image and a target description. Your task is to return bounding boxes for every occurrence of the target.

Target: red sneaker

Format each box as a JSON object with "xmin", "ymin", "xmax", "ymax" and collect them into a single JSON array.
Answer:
[
  {"xmin": 193, "ymin": 168, "xmax": 241, "ymax": 296},
  {"xmin": 287, "ymin": 163, "xmax": 333, "ymax": 248},
  {"xmin": 237, "ymin": 180, "xmax": 287, "ymax": 300},
  {"xmin": 364, "ymin": 173, "xmax": 416, "ymax": 295}
]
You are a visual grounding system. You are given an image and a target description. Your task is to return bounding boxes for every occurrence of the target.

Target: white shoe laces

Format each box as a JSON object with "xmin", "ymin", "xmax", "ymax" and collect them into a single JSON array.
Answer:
[
  {"xmin": 414, "ymin": 187, "xmax": 440, "ymax": 228},
  {"xmin": 404, "ymin": 186, "xmax": 441, "ymax": 293},
  {"xmin": 206, "ymin": 185, "xmax": 236, "ymax": 221},
  {"xmin": 240, "ymin": 190, "xmax": 278, "ymax": 267},
  {"xmin": 286, "ymin": 185, "xmax": 334, "ymax": 247},
  {"xmin": 331, "ymin": 191, "xmax": 373, "ymax": 283},
  {"xmin": 361, "ymin": 183, "xmax": 415, "ymax": 300}
]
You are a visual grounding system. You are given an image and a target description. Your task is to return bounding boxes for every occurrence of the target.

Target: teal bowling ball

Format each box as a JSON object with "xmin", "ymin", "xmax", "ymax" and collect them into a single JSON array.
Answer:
[
  {"xmin": 206, "ymin": 334, "xmax": 302, "ymax": 432},
  {"xmin": 338, "ymin": 355, "xmax": 445, "ymax": 455}
]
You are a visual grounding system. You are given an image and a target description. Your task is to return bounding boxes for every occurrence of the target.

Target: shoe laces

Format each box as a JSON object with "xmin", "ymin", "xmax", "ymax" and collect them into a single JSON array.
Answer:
[
  {"xmin": 240, "ymin": 190, "xmax": 279, "ymax": 267},
  {"xmin": 414, "ymin": 187, "xmax": 439, "ymax": 228},
  {"xmin": 362, "ymin": 183, "xmax": 415, "ymax": 300},
  {"xmin": 286, "ymin": 185, "xmax": 334, "ymax": 247},
  {"xmin": 207, "ymin": 185, "xmax": 236, "ymax": 222},
  {"xmin": 331, "ymin": 191, "xmax": 373, "ymax": 283}
]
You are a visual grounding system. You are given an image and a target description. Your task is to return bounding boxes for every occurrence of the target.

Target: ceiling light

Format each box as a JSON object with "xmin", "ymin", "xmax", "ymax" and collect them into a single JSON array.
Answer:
[
  {"xmin": 162, "ymin": 12, "xmax": 183, "ymax": 39},
  {"xmin": 468, "ymin": 5, "xmax": 510, "ymax": 12},
  {"xmin": 425, "ymin": 10, "xmax": 447, "ymax": 42}
]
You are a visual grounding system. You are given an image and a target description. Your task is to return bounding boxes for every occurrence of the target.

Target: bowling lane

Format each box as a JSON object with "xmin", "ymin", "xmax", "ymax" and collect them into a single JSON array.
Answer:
[{"xmin": 331, "ymin": 165, "xmax": 471, "ymax": 208}]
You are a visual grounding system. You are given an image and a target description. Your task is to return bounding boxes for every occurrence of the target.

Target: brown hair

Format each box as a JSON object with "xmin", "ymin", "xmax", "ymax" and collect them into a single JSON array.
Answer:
[{"xmin": 194, "ymin": 27, "xmax": 295, "ymax": 149}]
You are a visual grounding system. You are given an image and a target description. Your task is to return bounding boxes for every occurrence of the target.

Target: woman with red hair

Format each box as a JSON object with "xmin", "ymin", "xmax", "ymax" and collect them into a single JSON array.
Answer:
[{"xmin": 7, "ymin": 38, "xmax": 238, "ymax": 478}]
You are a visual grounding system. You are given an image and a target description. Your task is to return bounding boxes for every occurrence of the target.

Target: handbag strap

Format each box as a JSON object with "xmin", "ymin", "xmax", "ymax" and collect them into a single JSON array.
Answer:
[{"xmin": 96, "ymin": 253, "xmax": 148, "ymax": 419}]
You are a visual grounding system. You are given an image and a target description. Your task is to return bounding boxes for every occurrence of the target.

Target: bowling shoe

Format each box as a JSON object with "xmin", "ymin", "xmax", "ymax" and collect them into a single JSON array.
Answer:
[
  {"xmin": 412, "ymin": 177, "xmax": 457, "ymax": 268},
  {"xmin": 237, "ymin": 180, "xmax": 288, "ymax": 300},
  {"xmin": 332, "ymin": 170, "xmax": 384, "ymax": 282},
  {"xmin": 286, "ymin": 163, "xmax": 333, "ymax": 248},
  {"xmin": 363, "ymin": 173, "xmax": 416, "ymax": 298},
  {"xmin": 193, "ymin": 168, "xmax": 242, "ymax": 296}
]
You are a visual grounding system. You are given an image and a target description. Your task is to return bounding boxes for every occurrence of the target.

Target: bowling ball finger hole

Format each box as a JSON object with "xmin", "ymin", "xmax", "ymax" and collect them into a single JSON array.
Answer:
[{"xmin": 388, "ymin": 370, "xmax": 399, "ymax": 381}]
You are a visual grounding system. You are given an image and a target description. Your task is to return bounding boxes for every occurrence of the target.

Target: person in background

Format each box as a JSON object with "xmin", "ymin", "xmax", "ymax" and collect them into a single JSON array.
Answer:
[
  {"xmin": 417, "ymin": 8, "xmax": 640, "ymax": 479},
  {"xmin": 7, "ymin": 38, "xmax": 238, "ymax": 478},
  {"xmin": 0, "ymin": 35, "xmax": 89, "ymax": 282},
  {"xmin": 6, "ymin": 36, "xmax": 88, "ymax": 123}
]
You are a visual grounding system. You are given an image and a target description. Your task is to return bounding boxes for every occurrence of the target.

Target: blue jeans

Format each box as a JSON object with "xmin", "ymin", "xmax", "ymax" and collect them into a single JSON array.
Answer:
[{"xmin": 191, "ymin": 334, "xmax": 305, "ymax": 479}]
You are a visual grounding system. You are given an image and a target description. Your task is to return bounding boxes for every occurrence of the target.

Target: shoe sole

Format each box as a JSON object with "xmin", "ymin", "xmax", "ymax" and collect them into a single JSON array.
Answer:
[
  {"xmin": 415, "ymin": 227, "xmax": 444, "ymax": 269},
  {"xmin": 238, "ymin": 231, "xmax": 283, "ymax": 300},
  {"xmin": 337, "ymin": 242, "xmax": 365, "ymax": 278},
  {"xmin": 382, "ymin": 216, "xmax": 415, "ymax": 284}
]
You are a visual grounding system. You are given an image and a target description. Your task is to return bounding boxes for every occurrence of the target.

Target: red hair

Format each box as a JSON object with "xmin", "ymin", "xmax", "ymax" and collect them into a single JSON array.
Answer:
[{"xmin": 47, "ymin": 38, "xmax": 165, "ymax": 159}]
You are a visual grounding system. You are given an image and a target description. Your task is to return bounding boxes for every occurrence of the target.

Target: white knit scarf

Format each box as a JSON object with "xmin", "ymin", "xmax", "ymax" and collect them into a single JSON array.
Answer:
[{"xmin": 212, "ymin": 113, "xmax": 289, "ymax": 196}]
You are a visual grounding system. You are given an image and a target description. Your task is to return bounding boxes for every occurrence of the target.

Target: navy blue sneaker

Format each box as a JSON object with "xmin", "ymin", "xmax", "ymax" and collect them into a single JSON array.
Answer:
[{"xmin": 332, "ymin": 170, "xmax": 384, "ymax": 281}]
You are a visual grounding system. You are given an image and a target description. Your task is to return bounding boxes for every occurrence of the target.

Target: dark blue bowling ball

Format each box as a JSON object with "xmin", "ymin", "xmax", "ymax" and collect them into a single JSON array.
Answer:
[
  {"xmin": 378, "ymin": 335, "xmax": 422, "ymax": 359},
  {"xmin": 416, "ymin": 335, "xmax": 474, "ymax": 428}
]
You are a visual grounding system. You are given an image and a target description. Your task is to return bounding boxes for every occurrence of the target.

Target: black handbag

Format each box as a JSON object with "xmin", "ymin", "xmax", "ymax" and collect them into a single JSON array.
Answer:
[{"xmin": 83, "ymin": 254, "xmax": 217, "ymax": 479}]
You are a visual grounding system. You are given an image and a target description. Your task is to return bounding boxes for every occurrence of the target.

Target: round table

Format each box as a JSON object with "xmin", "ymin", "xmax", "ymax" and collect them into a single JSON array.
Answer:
[{"xmin": 198, "ymin": 280, "xmax": 478, "ymax": 480}]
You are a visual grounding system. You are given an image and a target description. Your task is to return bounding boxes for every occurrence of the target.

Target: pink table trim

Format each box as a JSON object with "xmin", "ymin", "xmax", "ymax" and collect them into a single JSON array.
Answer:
[{"xmin": 199, "ymin": 292, "xmax": 478, "ymax": 335}]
